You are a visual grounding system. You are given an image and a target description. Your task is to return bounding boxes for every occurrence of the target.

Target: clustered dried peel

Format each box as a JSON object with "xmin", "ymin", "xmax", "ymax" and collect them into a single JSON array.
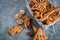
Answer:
[
  {"xmin": 8, "ymin": 0, "xmax": 60, "ymax": 39},
  {"xmin": 30, "ymin": 0, "xmax": 60, "ymax": 25},
  {"xmin": 8, "ymin": 9, "xmax": 48, "ymax": 40}
]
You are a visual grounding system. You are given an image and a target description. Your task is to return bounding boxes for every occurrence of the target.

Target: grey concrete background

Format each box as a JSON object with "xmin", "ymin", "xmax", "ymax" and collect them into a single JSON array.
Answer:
[{"xmin": 0, "ymin": 0, "xmax": 60, "ymax": 40}]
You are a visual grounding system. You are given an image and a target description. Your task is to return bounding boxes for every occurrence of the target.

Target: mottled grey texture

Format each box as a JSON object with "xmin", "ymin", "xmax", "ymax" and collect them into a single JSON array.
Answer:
[{"xmin": 0, "ymin": 0, "xmax": 60, "ymax": 40}]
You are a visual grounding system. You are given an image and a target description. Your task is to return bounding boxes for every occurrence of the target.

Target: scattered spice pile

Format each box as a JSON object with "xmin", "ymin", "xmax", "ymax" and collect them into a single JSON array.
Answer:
[
  {"xmin": 8, "ymin": 9, "xmax": 48, "ymax": 40},
  {"xmin": 29, "ymin": 0, "xmax": 60, "ymax": 25},
  {"xmin": 8, "ymin": 10, "xmax": 25, "ymax": 36},
  {"xmin": 8, "ymin": 0, "xmax": 60, "ymax": 40}
]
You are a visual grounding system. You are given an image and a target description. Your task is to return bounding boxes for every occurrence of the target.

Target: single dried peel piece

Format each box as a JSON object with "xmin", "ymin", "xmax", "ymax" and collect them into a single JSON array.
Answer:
[
  {"xmin": 33, "ymin": 11, "xmax": 40, "ymax": 19},
  {"xmin": 23, "ymin": 15, "xmax": 31, "ymax": 28},
  {"xmin": 27, "ymin": 32, "xmax": 33, "ymax": 37},
  {"xmin": 16, "ymin": 19, "xmax": 23, "ymax": 24},
  {"xmin": 32, "ymin": 0, "xmax": 37, "ymax": 3},
  {"xmin": 14, "ymin": 14, "xmax": 21, "ymax": 19},
  {"xmin": 20, "ymin": 10, "xmax": 25, "ymax": 15},
  {"xmin": 32, "ymin": 25, "xmax": 37, "ymax": 33}
]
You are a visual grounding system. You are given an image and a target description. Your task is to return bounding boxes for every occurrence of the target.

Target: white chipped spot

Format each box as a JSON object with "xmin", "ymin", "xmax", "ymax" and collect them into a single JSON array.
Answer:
[
  {"xmin": 15, "ymin": 0, "xmax": 17, "ymax": 1},
  {"xmin": 0, "ymin": 6, "xmax": 2, "ymax": 8},
  {"xmin": 52, "ymin": 25, "xmax": 56, "ymax": 34},
  {"xmin": 5, "ymin": 4, "xmax": 8, "ymax": 6}
]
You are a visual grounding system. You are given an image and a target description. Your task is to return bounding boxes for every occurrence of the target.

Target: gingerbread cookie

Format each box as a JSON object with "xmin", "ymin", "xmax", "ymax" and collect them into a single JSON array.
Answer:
[
  {"xmin": 8, "ymin": 28, "xmax": 15, "ymax": 36},
  {"xmin": 13, "ymin": 26, "xmax": 22, "ymax": 33},
  {"xmin": 33, "ymin": 28, "xmax": 48, "ymax": 40},
  {"xmin": 8, "ymin": 26, "xmax": 22, "ymax": 36}
]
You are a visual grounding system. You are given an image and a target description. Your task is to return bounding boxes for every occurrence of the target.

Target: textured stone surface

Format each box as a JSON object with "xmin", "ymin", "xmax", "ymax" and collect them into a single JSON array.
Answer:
[{"xmin": 0, "ymin": 0, "xmax": 60, "ymax": 40}]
